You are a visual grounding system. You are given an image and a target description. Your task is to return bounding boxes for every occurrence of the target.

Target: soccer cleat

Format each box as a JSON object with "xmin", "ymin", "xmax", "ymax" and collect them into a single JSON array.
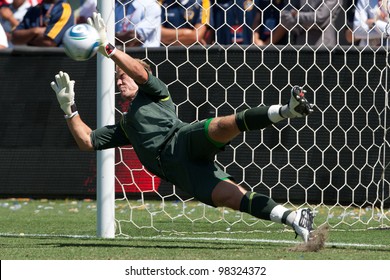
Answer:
[
  {"xmin": 292, "ymin": 208, "xmax": 314, "ymax": 243},
  {"xmin": 280, "ymin": 86, "xmax": 314, "ymax": 118}
]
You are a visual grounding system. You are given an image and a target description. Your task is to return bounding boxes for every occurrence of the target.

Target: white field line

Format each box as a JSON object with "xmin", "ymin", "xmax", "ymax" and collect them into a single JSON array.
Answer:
[{"xmin": 0, "ymin": 232, "xmax": 389, "ymax": 249}]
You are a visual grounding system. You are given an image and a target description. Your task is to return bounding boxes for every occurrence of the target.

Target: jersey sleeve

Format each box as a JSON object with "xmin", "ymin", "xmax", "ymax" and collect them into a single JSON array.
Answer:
[
  {"xmin": 91, "ymin": 122, "xmax": 131, "ymax": 150},
  {"xmin": 45, "ymin": 2, "xmax": 74, "ymax": 45}
]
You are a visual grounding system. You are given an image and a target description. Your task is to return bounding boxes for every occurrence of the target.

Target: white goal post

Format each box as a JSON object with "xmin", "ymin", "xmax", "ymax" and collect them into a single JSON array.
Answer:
[
  {"xmin": 97, "ymin": 0, "xmax": 390, "ymax": 238},
  {"xmin": 96, "ymin": 0, "xmax": 115, "ymax": 238}
]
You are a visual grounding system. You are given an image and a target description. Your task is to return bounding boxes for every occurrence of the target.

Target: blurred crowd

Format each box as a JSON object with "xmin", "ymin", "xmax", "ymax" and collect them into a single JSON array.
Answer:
[{"xmin": 0, "ymin": 0, "xmax": 389, "ymax": 49}]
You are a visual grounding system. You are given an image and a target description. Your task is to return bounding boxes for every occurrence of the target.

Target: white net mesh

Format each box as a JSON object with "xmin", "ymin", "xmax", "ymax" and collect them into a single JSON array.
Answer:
[{"xmin": 111, "ymin": 0, "xmax": 390, "ymax": 236}]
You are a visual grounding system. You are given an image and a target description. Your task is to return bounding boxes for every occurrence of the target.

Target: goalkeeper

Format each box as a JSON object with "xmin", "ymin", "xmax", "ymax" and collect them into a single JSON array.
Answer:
[{"xmin": 51, "ymin": 13, "xmax": 315, "ymax": 242}]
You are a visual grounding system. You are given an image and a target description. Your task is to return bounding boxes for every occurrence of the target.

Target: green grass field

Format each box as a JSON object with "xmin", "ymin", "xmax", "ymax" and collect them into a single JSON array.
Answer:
[{"xmin": 1, "ymin": 199, "xmax": 390, "ymax": 260}]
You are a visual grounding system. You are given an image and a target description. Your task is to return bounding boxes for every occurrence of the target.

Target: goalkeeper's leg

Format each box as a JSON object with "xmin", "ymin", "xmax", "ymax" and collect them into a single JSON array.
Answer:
[
  {"xmin": 211, "ymin": 180, "xmax": 313, "ymax": 242},
  {"xmin": 207, "ymin": 86, "xmax": 314, "ymax": 144},
  {"xmin": 208, "ymin": 86, "xmax": 314, "ymax": 242}
]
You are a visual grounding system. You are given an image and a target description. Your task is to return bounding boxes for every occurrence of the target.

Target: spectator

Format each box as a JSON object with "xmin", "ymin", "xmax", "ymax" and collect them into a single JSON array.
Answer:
[
  {"xmin": 252, "ymin": 0, "xmax": 288, "ymax": 46},
  {"xmin": 353, "ymin": 0, "xmax": 389, "ymax": 46},
  {"xmin": 0, "ymin": 0, "xmax": 41, "ymax": 7},
  {"xmin": 344, "ymin": 0, "xmax": 360, "ymax": 45},
  {"xmin": 160, "ymin": 0, "xmax": 211, "ymax": 46},
  {"xmin": 115, "ymin": 0, "xmax": 161, "ymax": 48},
  {"xmin": 2, "ymin": 0, "xmax": 42, "ymax": 4},
  {"xmin": 11, "ymin": 0, "xmax": 74, "ymax": 47},
  {"xmin": 207, "ymin": 0, "xmax": 258, "ymax": 45},
  {"xmin": 0, "ymin": 22, "xmax": 8, "ymax": 48},
  {"xmin": 272, "ymin": 0, "xmax": 342, "ymax": 48},
  {"xmin": 75, "ymin": 0, "xmax": 96, "ymax": 24},
  {"xmin": 0, "ymin": 0, "xmax": 38, "ymax": 47},
  {"xmin": 0, "ymin": 0, "xmax": 10, "ymax": 6}
]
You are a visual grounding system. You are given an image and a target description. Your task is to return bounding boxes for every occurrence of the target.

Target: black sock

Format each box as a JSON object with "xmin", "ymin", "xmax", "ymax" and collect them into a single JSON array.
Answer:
[
  {"xmin": 239, "ymin": 191, "xmax": 278, "ymax": 221},
  {"xmin": 235, "ymin": 106, "xmax": 272, "ymax": 132}
]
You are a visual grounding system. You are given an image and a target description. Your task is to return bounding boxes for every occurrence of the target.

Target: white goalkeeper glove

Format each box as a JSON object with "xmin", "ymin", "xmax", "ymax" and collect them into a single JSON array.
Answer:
[
  {"xmin": 87, "ymin": 12, "xmax": 116, "ymax": 58},
  {"xmin": 50, "ymin": 71, "xmax": 78, "ymax": 119}
]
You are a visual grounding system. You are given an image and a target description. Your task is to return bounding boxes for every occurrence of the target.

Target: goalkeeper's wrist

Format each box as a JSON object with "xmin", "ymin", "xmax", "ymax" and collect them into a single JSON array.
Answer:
[
  {"xmin": 64, "ymin": 111, "xmax": 79, "ymax": 119},
  {"xmin": 101, "ymin": 42, "xmax": 117, "ymax": 58},
  {"xmin": 63, "ymin": 103, "xmax": 78, "ymax": 119}
]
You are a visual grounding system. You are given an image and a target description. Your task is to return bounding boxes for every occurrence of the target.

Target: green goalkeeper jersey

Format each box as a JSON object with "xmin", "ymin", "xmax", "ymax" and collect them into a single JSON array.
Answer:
[
  {"xmin": 91, "ymin": 71, "xmax": 231, "ymax": 206},
  {"xmin": 91, "ymin": 72, "xmax": 186, "ymax": 178}
]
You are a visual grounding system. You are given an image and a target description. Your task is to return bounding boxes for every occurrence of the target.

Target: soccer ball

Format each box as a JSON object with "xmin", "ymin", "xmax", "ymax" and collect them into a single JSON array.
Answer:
[{"xmin": 63, "ymin": 24, "xmax": 100, "ymax": 61}]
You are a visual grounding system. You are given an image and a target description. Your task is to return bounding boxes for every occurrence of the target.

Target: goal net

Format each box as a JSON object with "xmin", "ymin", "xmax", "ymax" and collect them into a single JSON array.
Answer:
[{"xmin": 111, "ymin": 0, "xmax": 390, "ymax": 236}]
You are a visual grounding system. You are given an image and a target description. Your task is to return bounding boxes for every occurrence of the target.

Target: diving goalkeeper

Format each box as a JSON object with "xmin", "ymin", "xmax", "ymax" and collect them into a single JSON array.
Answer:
[{"xmin": 51, "ymin": 12, "xmax": 315, "ymax": 242}]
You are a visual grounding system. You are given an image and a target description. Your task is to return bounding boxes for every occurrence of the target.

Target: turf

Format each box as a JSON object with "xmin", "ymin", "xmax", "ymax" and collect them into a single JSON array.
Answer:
[{"xmin": 1, "ymin": 199, "xmax": 389, "ymax": 260}]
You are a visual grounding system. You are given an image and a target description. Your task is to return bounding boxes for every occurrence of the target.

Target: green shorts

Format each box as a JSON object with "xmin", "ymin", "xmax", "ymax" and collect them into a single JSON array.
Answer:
[{"xmin": 159, "ymin": 120, "xmax": 233, "ymax": 206}]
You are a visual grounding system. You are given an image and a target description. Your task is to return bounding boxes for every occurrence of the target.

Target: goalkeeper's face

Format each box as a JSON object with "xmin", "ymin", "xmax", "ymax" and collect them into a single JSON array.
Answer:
[{"xmin": 116, "ymin": 68, "xmax": 139, "ymax": 102}]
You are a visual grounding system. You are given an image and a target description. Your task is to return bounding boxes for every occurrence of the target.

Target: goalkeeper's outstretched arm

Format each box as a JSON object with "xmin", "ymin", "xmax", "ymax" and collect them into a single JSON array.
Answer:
[
  {"xmin": 87, "ymin": 12, "xmax": 149, "ymax": 84},
  {"xmin": 50, "ymin": 71, "xmax": 94, "ymax": 152},
  {"xmin": 51, "ymin": 12, "xmax": 150, "ymax": 153},
  {"xmin": 65, "ymin": 116, "xmax": 94, "ymax": 151}
]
